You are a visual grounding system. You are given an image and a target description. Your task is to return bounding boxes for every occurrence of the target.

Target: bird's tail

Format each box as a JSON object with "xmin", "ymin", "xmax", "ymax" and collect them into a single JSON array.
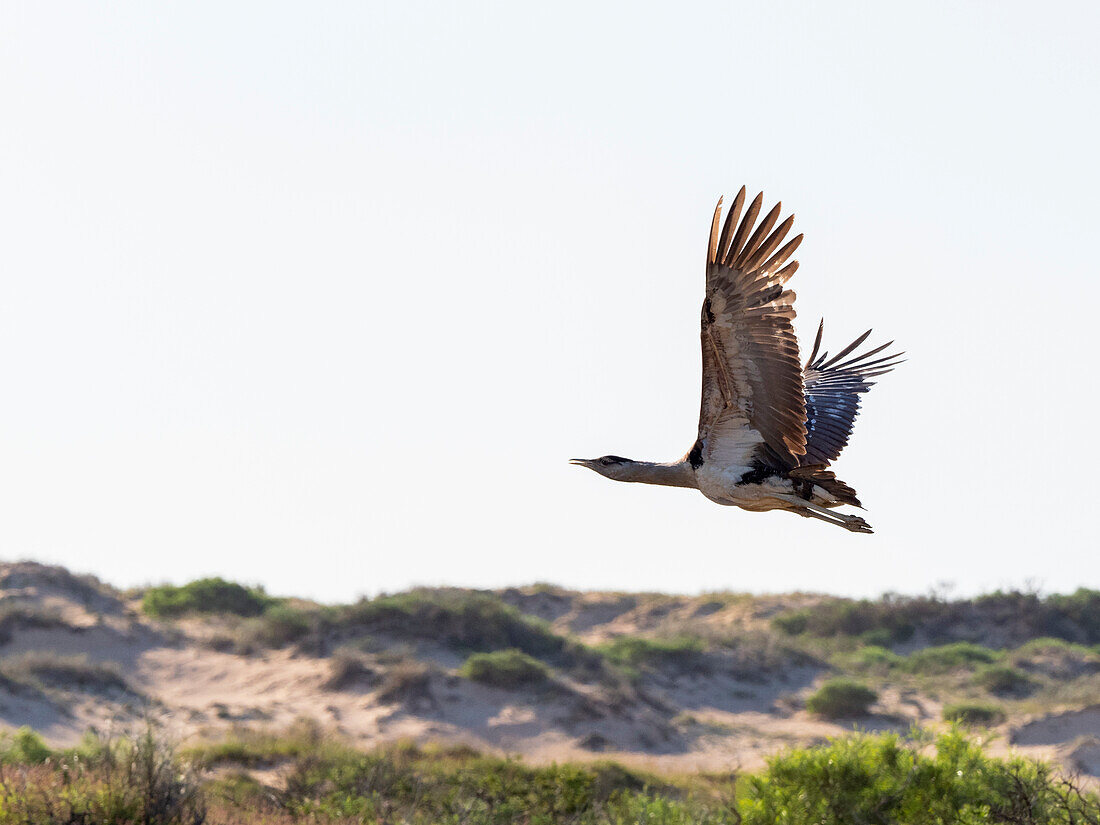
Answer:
[{"xmin": 789, "ymin": 464, "xmax": 861, "ymax": 507}]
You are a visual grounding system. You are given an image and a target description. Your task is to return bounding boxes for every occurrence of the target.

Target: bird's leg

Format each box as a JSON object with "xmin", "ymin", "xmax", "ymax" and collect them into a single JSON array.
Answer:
[
  {"xmin": 790, "ymin": 505, "xmax": 854, "ymax": 530},
  {"xmin": 779, "ymin": 495, "xmax": 873, "ymax": 534}
]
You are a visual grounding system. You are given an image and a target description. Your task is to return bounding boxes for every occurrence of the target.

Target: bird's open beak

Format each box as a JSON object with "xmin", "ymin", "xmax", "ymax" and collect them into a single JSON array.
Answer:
[{"xmin": 569, "ymin": 458, "xmax": 588, "ymax": 466}]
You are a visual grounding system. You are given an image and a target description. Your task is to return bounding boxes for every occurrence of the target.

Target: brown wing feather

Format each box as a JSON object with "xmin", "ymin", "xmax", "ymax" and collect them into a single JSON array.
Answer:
[{"xmin": 698, "ymin": 190, "xmax": 807, "ymax": 470}]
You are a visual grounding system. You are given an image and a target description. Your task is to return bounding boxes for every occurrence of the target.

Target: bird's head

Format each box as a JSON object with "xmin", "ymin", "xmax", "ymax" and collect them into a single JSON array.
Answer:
[{"xmin": 569, "ymin": 455, "xmax": 635, "ymax": 480}]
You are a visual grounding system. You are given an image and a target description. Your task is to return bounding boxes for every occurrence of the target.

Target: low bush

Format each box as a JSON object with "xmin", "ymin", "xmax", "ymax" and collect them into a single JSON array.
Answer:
[
  {"xmin": 974, "ymin": 664, "xmax": 1037, "ymax": 696},
  {"xmin": 805, "ymin": 679, "xmax": 878, "ymax": 718},
  {"xmin": 943, "ymin": 702, "xmax": 1007, "ymax": 727},
  {"xmin": 244, "ymin": 603, "xmax": 314, "ymax": 648},
  {"xmin": 460, "ymin": 649, "xmax": 551, "ymax": 689},
  {"xmin": 901, "ymin": 642, "xmax": 1001, "ymax": 674},
  {"xmin": 740, "ymin": 730, "xmax": 1098, "ymax": 824},
  {"xmin": 142, "ymin": 577, "xmax": 275, "ymax": 618},
  {"xmin": 0, "ymin": 727, "xmax": 51, "ymax": 764}
]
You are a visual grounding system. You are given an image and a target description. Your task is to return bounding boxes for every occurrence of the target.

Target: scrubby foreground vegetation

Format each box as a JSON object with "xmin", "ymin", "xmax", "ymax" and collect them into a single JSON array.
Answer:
[{"xmin": 0, "ymin": 723, "xmax": 1097, "ymax": 824}]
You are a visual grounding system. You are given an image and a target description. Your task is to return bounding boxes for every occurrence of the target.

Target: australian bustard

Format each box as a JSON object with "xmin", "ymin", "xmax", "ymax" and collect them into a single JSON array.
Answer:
[{"xmin": 571, "ymin": 188, "xmax": 902, "ymax": 533}]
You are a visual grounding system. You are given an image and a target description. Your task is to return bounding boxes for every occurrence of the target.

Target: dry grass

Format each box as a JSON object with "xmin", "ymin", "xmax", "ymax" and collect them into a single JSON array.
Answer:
[
  {"xmin": 320, "ymin": 649, "xmax": 380, "ymax": 692},
  {"xmin": 375, "ymin": 660, "xmax": 435, "ymax": 706},
  {"xmin": 0, "ymin": 651, "xmax": 134, "ymax": 696}
]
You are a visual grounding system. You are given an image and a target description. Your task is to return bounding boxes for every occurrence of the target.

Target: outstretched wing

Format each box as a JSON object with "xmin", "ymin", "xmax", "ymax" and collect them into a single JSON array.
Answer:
[
  {"xmin": 697, "ymin": 187, "xmax": 807, "ymax": 474},
  {"xmin": 800, "ymin": 321, "xmax": 904, "ymax": 466}
]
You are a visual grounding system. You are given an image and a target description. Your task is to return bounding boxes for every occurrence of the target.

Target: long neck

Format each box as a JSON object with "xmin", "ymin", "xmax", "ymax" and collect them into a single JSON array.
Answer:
[{"xmin": 619, "ymin": 459, "xmax": 697, "ymax": 489}]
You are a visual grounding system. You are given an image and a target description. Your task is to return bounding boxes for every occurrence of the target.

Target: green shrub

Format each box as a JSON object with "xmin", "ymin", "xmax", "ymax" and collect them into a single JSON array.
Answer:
[
  {"xmin": 805, "ymin": 679, "xmax": 878, "ymax": 718},
  {"xmin": 248, "ymin": 603, "xmax": 314, "ymax": 647},
  {"xmin": 0, "ymin": 727, "xmax": 52, "ymax": 764},
  {"xmin": 974, "ymin": 664, "xmax": 1036, "ymax": 696},
  {"xmin": 740, "ymin": 730, "xmax": 1098, "ymax": 824},
  {"xmin": 943, "ymin": 702, "xmax": 1006, "ymax": 727},
  {"xmin": 142, "ymin": 577, "xmax": 275, "ymax": 618},
  {"xmin": 901, "ymin": 642, "xmax": 1001, "ymax": 674},
  {"xmin": 460, "ymin": 649, "xmax": 551, "ymax": 689},
  {"xmin": 771, "ymin": 610, "xmax": 809, "ymax": 635},
  {"xmin": 858, "ymin": 627, "xmax": 896, "ymax": 647}
]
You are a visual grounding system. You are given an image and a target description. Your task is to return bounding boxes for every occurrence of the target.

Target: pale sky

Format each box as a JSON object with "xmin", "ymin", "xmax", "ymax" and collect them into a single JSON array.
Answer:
[{"xmin": 2, "ymin": 2, "xmax": 1098, "ymax": 602}]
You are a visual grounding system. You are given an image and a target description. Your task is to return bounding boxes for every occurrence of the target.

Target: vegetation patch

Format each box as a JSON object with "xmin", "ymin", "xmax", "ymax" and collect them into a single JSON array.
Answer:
[
  {"xmin": 375, "ymin": 661, "xmax": 435, "ymax": 705},
  {"xmin": 335, "ymin": 589, "xmax": 582, "ymax": 661},
  {"xmin": 243, "ymin": 604, "xmax": 315, "ymax": 648},
  {"xmin": 805, "ymin": 678, "xmax": 878, "ymax": 718},
  {"xmin": 321, "ymin": 650, "xmax": 380, "ymax": 692},
  {"xmin": 836, "ymin": 644, "xmax": 904, "ymax": 674},
  {"xmin": 772, "ymin": 598, "xmax": 920, "ymax": 642},
  {"xmin": 185, "ymin": 718, "xmax": 329, "ymax": 769},
  {"xmin": 0, "ymin": 603, "xmax": 67, "ymax": 645},
  {"xmin": 142, "ymin": 577, "xmax": 276, "ymax": 618},
  {"xmin": 0, "ymin": 727, "xmax": 205, "ymax": 825},
  {"xmin": 974, "ymin": 664, "xmax": 1037, "ymax": 696},
  {"xmin": 0, "ymin": 727, "xmax": 52, "ymax": 765},
  {"xmin": 0, "ymin": 723, "xmax": 1097, "ymax": 824},
  {"xmin": 0, "ymin": 562, "xmax": 117, "ymax": 611},
  {"xmin": 900, "ymin": 642, "xmax": 1001, "ymax": 674},
  {"xmin": 1, "ymin": 652, "xmax": 132, "ymax": 695},
  {"xmin": 1012, "ymin": 637, "xmax": 1100, "ymax": 679},
  {"xmin": 596, "ymin": 635, "xmax": 705, "ymax": 673},
  {"xmin": 740, "ymin": 730, "xmax": 1097, "ymax": 824},
  {"xmin": 771, "ymin": 588, "xmax": 1100, "ymax": 648},
  {"xmin": 943, "ymin": 702, "xmax": 1007, "ymax": 727},
  {"xmin": 460, "ymin": 649, "xmax": 552, "ymax": 689}
]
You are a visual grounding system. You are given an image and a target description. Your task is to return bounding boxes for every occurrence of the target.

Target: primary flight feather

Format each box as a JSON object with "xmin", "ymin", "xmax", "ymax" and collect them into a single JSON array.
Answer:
[{"xmin": 571, "ymin": 188, "xmax": 902, "ymax": 533}]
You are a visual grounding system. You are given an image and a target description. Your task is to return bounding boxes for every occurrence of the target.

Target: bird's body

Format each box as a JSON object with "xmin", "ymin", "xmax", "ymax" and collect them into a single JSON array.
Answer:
[{"xmin": 572, "ymin": 188, "xmax": 902, "ymax": 533}]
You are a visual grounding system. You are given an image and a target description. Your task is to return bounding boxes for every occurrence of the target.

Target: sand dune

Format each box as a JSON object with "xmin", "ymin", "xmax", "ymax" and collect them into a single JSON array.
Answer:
[{"xmin": 0, "ymin": 561, "xmax": 1097, "ymax": 782}]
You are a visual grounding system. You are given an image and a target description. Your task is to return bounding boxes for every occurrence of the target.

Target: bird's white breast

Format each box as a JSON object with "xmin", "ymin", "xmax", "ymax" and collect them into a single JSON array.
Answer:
[{"xmin": 695, "ymin": 412, "xmax": 765, "ymax": 504}]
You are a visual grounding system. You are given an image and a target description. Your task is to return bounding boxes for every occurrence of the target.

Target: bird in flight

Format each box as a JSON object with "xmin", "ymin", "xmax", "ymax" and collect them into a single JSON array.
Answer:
[{"xmin": 571, "ymin": 187, "xmax": 902, "ymax": 533}]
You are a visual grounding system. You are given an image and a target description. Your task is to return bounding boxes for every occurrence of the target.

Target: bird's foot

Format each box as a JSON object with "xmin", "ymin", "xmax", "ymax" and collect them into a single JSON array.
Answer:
[{"xmin": 842, "ymin": 514, "xmax": 873, "ymax": 534}]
